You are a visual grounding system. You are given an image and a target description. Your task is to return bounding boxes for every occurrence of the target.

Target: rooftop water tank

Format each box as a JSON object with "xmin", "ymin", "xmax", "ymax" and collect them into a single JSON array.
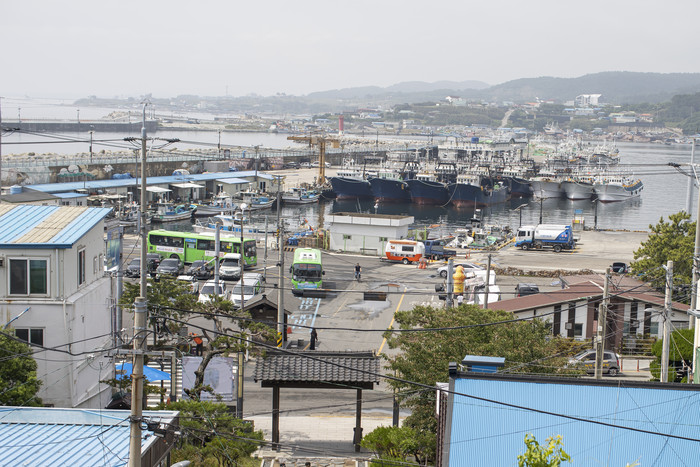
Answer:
[{"xmin": 10, "ymin": 185, "xmax": 22, "ymax": 195}]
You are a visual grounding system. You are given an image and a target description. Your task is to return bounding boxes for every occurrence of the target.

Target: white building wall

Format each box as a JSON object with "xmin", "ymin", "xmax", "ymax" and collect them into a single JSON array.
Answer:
[{"xmin": 328, "ymin": 222, "xmax": 409, "ymax": 255}]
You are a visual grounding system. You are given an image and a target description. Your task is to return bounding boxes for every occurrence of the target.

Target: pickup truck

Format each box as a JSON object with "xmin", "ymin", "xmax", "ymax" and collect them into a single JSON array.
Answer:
[{"xmin": 421, "ymin": 239, "xmax": 457, "ymax": 260}]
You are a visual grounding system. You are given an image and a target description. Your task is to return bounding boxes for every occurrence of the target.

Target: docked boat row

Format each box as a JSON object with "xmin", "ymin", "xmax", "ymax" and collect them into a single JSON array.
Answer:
[{"xmin": 328, "ymin": 142, "xmax": 643, "ymax": 205}]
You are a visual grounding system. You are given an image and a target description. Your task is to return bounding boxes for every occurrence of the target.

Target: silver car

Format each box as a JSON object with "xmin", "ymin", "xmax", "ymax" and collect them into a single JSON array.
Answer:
[{"xmin": 437, "ymin": 262, "xmax": 483, "ymax": 278}]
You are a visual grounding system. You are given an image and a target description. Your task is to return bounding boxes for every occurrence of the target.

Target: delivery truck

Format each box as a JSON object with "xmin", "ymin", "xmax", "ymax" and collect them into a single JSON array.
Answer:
[{"xmin": 515, "ymin": 224, "xmax": 575, "ymax": 253}]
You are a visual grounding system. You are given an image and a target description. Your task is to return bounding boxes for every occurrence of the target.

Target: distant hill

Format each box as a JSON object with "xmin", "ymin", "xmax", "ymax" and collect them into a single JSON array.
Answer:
[{"xmin": 304, "ymin": 72, "xmax": 700, "ymax": 106}]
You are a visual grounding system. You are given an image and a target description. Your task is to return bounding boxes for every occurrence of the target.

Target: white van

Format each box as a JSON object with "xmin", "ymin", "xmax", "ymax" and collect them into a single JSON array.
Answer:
[
  {"xmin": 231, "ymin": 273, "xmax": 264, "ymax": 308},
  {"xmin": 219, "ymin": 253, "xmax": 241, "ymax": 280}
]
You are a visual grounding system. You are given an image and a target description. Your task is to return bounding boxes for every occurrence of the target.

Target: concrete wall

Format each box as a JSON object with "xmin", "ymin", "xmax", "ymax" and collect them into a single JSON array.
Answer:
[{"xmin": 329, "ymin": 222, "xmax": 409, "ymax": 256}]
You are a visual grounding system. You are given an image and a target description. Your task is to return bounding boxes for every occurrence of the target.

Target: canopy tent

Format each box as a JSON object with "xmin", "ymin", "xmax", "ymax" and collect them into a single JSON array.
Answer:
[
  {"xmin": 171, "ymin": 182, "xmax": 204, "ymax": 189},
  {"xmin": 116, "ymin": 362, "xmax": 171, "ymax": 382},
  {"xmin": 145, "ymin": 186, "xmax": 172, "ymax": 193}
]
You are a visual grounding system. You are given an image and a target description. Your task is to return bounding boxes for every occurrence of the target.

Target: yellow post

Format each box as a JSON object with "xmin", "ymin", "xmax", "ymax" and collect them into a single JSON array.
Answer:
[{"xmin": 453, "ymin": 265, "xmax": 466, "ymax": 295}]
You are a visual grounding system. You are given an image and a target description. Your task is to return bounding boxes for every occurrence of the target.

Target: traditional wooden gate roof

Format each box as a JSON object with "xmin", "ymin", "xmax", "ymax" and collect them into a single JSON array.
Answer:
[{"xmin": 254, "ymin": 350, "xmax": 380, "ymax": 390}]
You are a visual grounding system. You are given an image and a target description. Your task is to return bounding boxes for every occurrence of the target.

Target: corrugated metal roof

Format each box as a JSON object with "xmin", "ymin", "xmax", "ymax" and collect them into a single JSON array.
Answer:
[
  {"xmin": 254, "ymin": 351, "xmax": 380, "ymax": 385},
  {"xmin": 446, "ymin": 375, "xmax": 700, "ymax": 465},
  {"xmin": 0, "ymin": 205, "xmax": 111, "ymax": 249},
  {"xmin": 0, "ymin": 407, "xmax": 178, "ymax": 466},
  {"xmin": 26, "ymin": 170, "xmax": 274, "ymax": 194}
]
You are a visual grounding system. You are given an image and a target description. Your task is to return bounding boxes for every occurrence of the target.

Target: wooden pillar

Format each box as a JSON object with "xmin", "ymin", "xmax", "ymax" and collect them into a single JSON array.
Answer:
[
  {"xmin": 272, "ymin": 385, "xmax": 280, "ymax": 451},
  {"xmin": 354, "ymin": 388, "xmax": 363, "ymax": 452}
]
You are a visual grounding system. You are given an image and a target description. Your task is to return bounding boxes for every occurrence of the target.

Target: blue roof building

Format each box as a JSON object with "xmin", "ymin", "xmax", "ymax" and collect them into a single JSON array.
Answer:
[
  {"xmin": 0, "ymin": 406, "xmax": 179, "ymax": 466},
  {"xmin": 0, "ymin": 205, "xmax": 115, "ymax": 408},
  {"xmin": 439, "ymin": 370, "xmax": 700, "ymax": 466}
]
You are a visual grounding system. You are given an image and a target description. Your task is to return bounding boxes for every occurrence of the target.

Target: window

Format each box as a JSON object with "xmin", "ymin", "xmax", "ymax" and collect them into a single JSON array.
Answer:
[
  {"xmin": 401, "ymin": 246, "xmax": 414, "ymax": 252},
  {"xmin": 574, "ymin": 323, "xmax": 583, "ymax": 337},
  {"xmin": 379, "ymin": 237, "xmax": 388, "ymax": 242},
  {"xmin": 9, "ymin": 258, "xmax": 48, "ymax": 295},
  {"xmin": 15, "ymin": 328, "xmax": 44, "ymax": 347},
  {"xmin": 343, "ymin": 234, "xmax": 352, "ymax": 240},
  {"xmin": 78, "ymin": 249, "xmax": 86, "ymax": 285}
]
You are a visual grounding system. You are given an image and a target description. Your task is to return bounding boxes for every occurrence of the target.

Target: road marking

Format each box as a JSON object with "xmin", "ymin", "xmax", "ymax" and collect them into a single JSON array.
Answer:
[{"xmin": 377, "ymin": 287, "xmax": 406, "ymax": 355}]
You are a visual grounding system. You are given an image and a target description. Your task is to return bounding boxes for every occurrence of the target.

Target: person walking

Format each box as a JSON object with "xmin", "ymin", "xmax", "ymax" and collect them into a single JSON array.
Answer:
[
  {"xmin": 310, "ymin": 328, "xmax": 318, "ymax": 350},
  {"xmin": 354, "ymin": 263, "xmax": 362, "ymax": 281},
  {"xmin": 193, "ymin": 334, "xmax": 204, "ymax": 356}
]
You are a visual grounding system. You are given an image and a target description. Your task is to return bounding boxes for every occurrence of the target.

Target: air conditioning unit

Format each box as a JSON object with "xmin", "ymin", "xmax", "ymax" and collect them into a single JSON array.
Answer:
[{"xmin": 565, "ymin": 322, "xmax": 573, "ymax": 330}]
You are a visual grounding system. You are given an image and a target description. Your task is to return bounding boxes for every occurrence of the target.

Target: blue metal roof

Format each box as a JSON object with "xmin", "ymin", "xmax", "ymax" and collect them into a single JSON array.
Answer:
[
  {"xmin": 0, "ymin": 407, "xmax": 178, "ymax": 466},
  {"xmin": 445, "ymin": 376, "xmax": 700, "ymax": 466},
  {"xmin": 26, "ymin": 170, "xmax": 274, "ymax": 194},
  {"xmin": 53, "ymin": 192, "xmax": 89, "ymax": 199},
  {"xmin": 0, "ymin": 205, "xmax": 111, "ymax": 249}
]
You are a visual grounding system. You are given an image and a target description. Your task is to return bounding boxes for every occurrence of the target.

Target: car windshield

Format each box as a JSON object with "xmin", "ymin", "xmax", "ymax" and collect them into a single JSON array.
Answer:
[
  {"xmin": 160, "ymin": 259, "xmax": 179, "ymax": 267},
  {"xmin": 233, "ymin": 285, "xmax": 255, "ymax": 295},
  {"xmin": 130, "ymin": 259, "xmax": 140, "ymax": 267},
  {"xmin": 293, "ymin": 263, "xmax": 322, "ymax": 279},
  {"xmin": 221, "ymin": 258, "xmax": 239, "ymax": 267},
  {"xmin": 201, "ymin": 284, "xmax": 224, "ymax": 295}
]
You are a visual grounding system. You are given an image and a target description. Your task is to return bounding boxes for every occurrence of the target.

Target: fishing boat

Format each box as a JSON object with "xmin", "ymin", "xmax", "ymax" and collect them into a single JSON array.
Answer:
[
  {"xmin": 236, "ymin": 191, "xmax": 275, "ymax": 210},
  {"xmin": 328, "ymin": 165, "xmax": 373, "ymax": 200},
  {"xmin": 530, "ymin": 169, "xmax": 565, "ymax": 199},
  {"xmin": 447, "ymin": 174, "xmax": 509, "ymax": 208},
  {"xmin": 192, "ymin": 192, "xmax": 236, "ymax": 216},
  {"xmin": 282, "ymin": 187, "xmax": 320, "ymax": 205},
  {"xmin": 593, "ymin": 173, "xmax": 644, "ymax": 202},
  {"xmin": 368, "ymin": 168, "xmax": 411, "ymax": 203},
  {"xmin": 561, "ymin": 173, "xmax": 596, "ymax": 200},
  {"xmin": 406, "ymin": 172, "xmax": 449, "ymax": 205},
  {"xmin": 150, "ymin": 203, "xmax": 195, "ymax": 223}
]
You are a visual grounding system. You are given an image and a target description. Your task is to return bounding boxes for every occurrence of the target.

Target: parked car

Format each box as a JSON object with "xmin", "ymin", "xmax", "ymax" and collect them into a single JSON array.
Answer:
[
  {"xmin": 125, "ymin": 258, "xmax": 142, "ymax": 278},
  {"xmin": 437, "ymin": 262, "xmax": 483, "ymax": 278},
  {"xmin": 146, "ymin": 253, "xmax": 162, "ymax": 274},
  {"xmin": 611, "ymin": 262, "xmax": 629, "ymax": 274},
  {"xmin": 156, "ymin": 258, "xmax": 183, "ymax": 278},
  {"xmin": 231, "ymin": 273, "xmax": 264, "ymax": 308},
  {"xmin": 198, "ymin": 279, "xmax": 229, "ymax": 303},
  {"xmin": 219, "ymin": 253, "xmax": 242, "ymax": 280},
  {"xmin": 300, "ymin": 162, "xmax": 311, "ymax": 168},
  {"xmin": 176, "ymin": 274, "xmax": 200, "ymax": 295},
  {"xmin": 189, "ymin": 260, "xmax": 214, "ymax": 280},
  {"xmin": 568, "ymin": 349, "xmax": 621, "ymax": 376},
  {"xmin": 283, "ymin": 161, "xmax": 300, "ymax": 169},
  {"xmin": 515, "ymin": 283, "xmax": 540, "ymax": 297}
]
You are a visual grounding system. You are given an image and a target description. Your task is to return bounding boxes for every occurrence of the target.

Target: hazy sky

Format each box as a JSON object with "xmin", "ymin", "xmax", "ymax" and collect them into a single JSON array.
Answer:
[{"xmin": 3, "ymin": 0, "xmax": 700, "ymax": 99}]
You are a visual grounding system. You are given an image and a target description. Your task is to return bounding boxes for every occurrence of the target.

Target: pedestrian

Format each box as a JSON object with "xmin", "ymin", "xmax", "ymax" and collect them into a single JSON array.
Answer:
[
  {"xmin": 456, "ymin": 294, "xmax": 464, "ymax": 306},
  {"xmin": 193, "ymin": 334, "xmax": 204, "ymax": 356},
  {"xmin": 310, "ymin": 328, "xmax": 318, "ymax": 350}
]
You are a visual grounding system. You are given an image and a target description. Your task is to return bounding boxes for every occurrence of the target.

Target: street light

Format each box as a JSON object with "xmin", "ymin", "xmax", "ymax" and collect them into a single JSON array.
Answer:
[{"xmin": 239, "ymin": 203, "xmax": 248, "ymax": 311}]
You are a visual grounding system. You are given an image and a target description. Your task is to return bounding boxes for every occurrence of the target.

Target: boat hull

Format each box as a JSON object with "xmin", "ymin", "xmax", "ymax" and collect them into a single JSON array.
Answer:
[
  {"xmin": 504, "ymin": 177, "xmax": 533, "ymax": 198},
  {"xmin": 531, "ymin": 180, "xmax": 564, "ymax": 199},
  {"xmin": 562, "ymin": 181, "xmax": 595, "ymax": 200},
  {"xmin": 152, "ymin": 211, "xmax": 193, "ymax": 223},
  {"xmin": 594, "ymin": 179, "xmax": 644, "ymax": 202},
  {"xmin": 369, "ymin": 178, "xmax": 411, "ymax": 202},
  {"xmin": 406, "ymin": 179, "xmax": 448, "ymax": 205},
  {"xmin": 329, "ymin": 177, "xmax": 373, "ymax": 200},
  {"xmin": 448, "ymin": 183, "xmax": 509, "ymax": 208}
]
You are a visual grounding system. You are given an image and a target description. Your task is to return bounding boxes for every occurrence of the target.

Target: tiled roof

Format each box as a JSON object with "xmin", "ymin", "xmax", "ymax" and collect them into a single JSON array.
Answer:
[
  {"xmin": 0, "ymin": 205, "xmax": 111, "ymax": 248},
  {"xmin": 254, "ymin": 351, "xmax": 380, "ymax": 386}
]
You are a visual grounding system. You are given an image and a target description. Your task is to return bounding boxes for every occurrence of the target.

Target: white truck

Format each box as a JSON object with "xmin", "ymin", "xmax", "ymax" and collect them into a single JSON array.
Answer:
[{"xmin": 515, "ymin": 224, "xmax": 575, "ymax": 253}]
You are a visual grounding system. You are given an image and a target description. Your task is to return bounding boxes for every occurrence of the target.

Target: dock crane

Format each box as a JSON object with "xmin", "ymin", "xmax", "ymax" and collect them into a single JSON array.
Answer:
[{"xmin": 287, "ymin": 135, "xmax": 340, "ymax": 185}]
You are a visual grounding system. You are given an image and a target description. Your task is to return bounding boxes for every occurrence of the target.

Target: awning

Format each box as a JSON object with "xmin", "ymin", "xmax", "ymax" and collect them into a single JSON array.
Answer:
[
  {"xmin": 171, "ymin": 182, "xmax": 204, "ymax": 189},
  {"xmin": 145, "ymin": 186, "xmax": 172, "ymax": 193},
  {"xmin": 216, "ymin": 177, "xmax": 251, "ymax": 185}
]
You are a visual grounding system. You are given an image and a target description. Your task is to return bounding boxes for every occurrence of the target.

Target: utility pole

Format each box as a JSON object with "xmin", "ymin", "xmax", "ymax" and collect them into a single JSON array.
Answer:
[
  {"xmin": 483, "ymin": 254, "xmax": 492, "ymax": 309},
  {"xmin": 594, "ymin": 268, "xmax": 611, "ymax": 379},
  {"xmin": 276, "ymin": 177, "xmax": 285, "ymax": 347},
  {"xmin": 129, "ymin": 102, "xmax": 149, "ymax": 467},
  {"xmin": 661, "ymin": 260, "xmax": 673, "ymax": 383},
  {"xmin": 445, "ymin": 258, "xmax": 454, "ymax": 309}
]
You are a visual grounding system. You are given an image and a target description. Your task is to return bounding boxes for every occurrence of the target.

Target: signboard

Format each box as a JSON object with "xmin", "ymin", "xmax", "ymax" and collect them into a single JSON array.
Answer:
[{"xmin": 181, "ymin": 356, "xmax": 235, "ymax": 401}]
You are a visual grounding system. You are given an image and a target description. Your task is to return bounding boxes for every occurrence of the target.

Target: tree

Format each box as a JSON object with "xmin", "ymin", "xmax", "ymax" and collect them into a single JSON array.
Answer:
[
  {"xmin": 649, "ymin": 328, "xmax": 694, "ymax": 382},
  {"xmin": 162, "ymin": 399, "xmax": 264, "ymax": 466},
  {"xmin": 361, "ymin": 425, "xmax": 422, "ymax": 465},
  {"xmin": 632, "ymin": 211, "xmax": 694, "ymax": 301},
  {"xmin": 517, "ymin": 434, "xmax": 571, "ymax": 467},
  {"xmin": 380, "ymin": 304, "xmax": 573, "ymax": 464},
  {"xmin": 0, "ymin": 331, "xmax": 42, "ymax": 406}
]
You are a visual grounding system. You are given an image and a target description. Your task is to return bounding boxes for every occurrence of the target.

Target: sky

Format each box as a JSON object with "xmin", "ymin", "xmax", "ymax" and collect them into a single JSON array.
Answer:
[{"xmin": 3, "ymin": 0, "xmax": 700, "ymax": 99}]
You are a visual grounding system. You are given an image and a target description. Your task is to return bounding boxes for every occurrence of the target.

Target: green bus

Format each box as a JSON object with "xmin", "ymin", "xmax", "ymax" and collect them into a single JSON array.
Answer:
[
  {"xmin": 147, "ymin": 229, "xmax": 257, "ymax": 268},
  {"xmin": 290, "ymin": 248, "xmax": 323, "ymax": 293}
]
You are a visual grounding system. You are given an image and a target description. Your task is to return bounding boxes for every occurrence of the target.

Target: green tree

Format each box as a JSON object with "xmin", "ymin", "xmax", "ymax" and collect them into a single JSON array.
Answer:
[
  {"xmin": 361, "ymin": 425, "xmax": 422, "ymax": 465},
  {"xmin": 517, "ymin": 434, "xmax": 571, "ymax": 467},
  {"xmin": 631, "ymin": 212, "xmax": 694, "ymax": 301},
  {"xmin": 381, "ymin": 304, "xmax": 573, "ymax": 463},
  {"xmin": 162, "ymin": 399, "xmax": 264, "ymax": 466},
  {"xmin": 649, "ymin": 328, "xmax": 694, "ymax": 382},
  {"xmin": 0, "ymin": 331, "xmax": 42, "ymax": 406}
]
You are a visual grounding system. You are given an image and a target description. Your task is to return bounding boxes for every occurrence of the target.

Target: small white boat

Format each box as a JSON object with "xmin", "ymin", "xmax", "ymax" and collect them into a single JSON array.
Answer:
[
  {"xmin": 150, "ymin": 203, "xmax": 195, "ymax": 223},
  {"xmin": 282, "ymin": 188, "xmax": 320, "ymax": 205},
  {"xmin": 193, "ymin": 193, "xmax": 236, "ymax": 216},
  {"xmin": 593, "ymin": 174, "xmax": 644, "ymax": 203},
  {"xmin": 237, "ymin": 191, "xmax": 275, "ymax": 210}
]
